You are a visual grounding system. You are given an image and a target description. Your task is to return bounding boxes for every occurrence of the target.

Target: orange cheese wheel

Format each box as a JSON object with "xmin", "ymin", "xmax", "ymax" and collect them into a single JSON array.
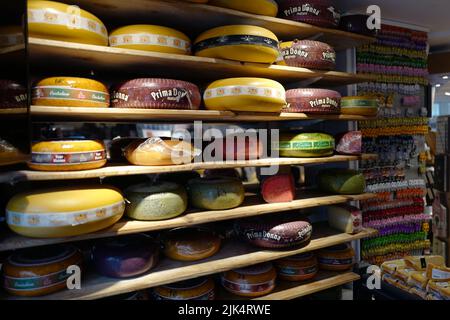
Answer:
[
  {"xmin": 32, "ymin": 77, "xmax": 110, "ymax": 108},
  {"xmin": 152, "ymin": 277, "xmax": 215, "ymax": 300},
  {"xmin": 28, "ymin": 140, "xmax": 107, "ymax": 171},
  {"xmin": 275, "ymin": 253, "xmax": 318, "ymax": 281}
]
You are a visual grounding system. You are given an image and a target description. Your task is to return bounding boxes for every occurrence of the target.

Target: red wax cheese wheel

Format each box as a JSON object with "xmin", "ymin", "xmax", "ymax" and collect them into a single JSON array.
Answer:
[
  {"xmin": 221, "ymin": 263, "xmax": 277, "ymax": 297},
  {"xmin": 284, "ymin": 88, "xmax": 341, "ymax": 114},
  {"xmin": 261, "ymin": 173, "xmax": 296, "ymax": 203},
  {"xmin": 278, "ymin": 0, "xmax": 340, "ymax": 28},
  {"xmin": 275, "ymin": 253, "xmax": 318, "ymax": 281},
  {"xmin": 111, "ymin": 78, "xmax": 201, "ymax": 110},
  {"xmin": 235, "ymin": 217, "xmax": 312, "ymax": 248},
  {"xmin": 206, "ymin": 136, "xmax": 263, "ymax": 161},
  {"xmin": 0, "ymin": 80, "xmax": 27, "ymax": 108},
  {"xmin": 318, "ymin": 243, "xmax": 355, "ymax": 271},
  {"xmin": 280, "ymin": 40, "xmax": 336, "ymax": 70},
  {"xmin": 336, "ymin": 131, "xmax": 362, "ymax": 155}
]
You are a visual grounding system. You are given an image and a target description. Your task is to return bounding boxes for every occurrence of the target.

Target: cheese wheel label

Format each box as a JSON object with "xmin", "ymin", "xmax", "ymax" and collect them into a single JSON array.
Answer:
[
  {"xmin": 6, "ymin": 201, "xmax": 125, "ymax": 228},
  {"xmin": 319, "ymin": 258, "xmax": 353, "ymax": 265},
  {"xmin": 194, "ymin": 35, "xmax": 278, "ymax": 53},
  {"xmin": 221, "ymin": 278, "xmax": 275, "ymax": 294},
  {"xmin": 28, "ymin": 9, "xmax": 108, "ymax": 40},
  {"xmin": 110, "ymin": 33, "xmax": 191, "ymax": 51},
  {"xmin": 278, "ymin": 265, "xmax": 318, "ymax": 276},
  {"xmin": 432, "ymin": 269, "xmax": 450, "ymax": 280},
  {"xmin": 279, "ymin": 140, "xmax": 334, "ymax": 150},
  {"xmin": 204, "ymin": 86, "xmax": 285, "ymax": 99},
  {"xmin": 341, "ymin": 99, "xmax": 378, "ymax": 107},
  {"xmin": 33, "ymin": 86, "xmax": 109, "ymax": 104},
  {"xmin": 31, "ymin": 150, "xmax": 106, "ymax": 166},
  {"xmin": 113, "ymin": 87, "xmax": 193, "ymax": 105},
  {"xmin": 282, "ymin": 47, "xmax": 336, "ymax": 63}
]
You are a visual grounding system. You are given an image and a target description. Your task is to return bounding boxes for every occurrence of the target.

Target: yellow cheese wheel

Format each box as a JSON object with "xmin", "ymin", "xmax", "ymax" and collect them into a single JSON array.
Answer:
[
  {"xmin": 204, "ymin": 77, "xmax": 286, "ymax": 112},
  {"xmin": 28, "ymin": 140, "xmax": 107, "ymax": 171},
  {"xmin": 109, "ymin": 25, "xmax": 191, "ymax": 55},
  {"xmin": 6, "ymin": 186, "xmax": 125, "ymax": 238},
  {"xmin": 28, "ymin": 0, "xmax": 108, "ymax": 46},
  {"xmin": 194, "ymin": 25, "xmax": 279, "ymax": 63},
  {"xmin": 209, "ymin": 0, "xmax": 278, "ymax": 17},
  {"xmin": 32, "ymin": 77, "xmax": 109, "ymax": 108}
]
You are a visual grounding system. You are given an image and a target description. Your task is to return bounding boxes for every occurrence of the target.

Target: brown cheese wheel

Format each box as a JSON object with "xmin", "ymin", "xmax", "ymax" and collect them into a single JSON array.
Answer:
[
  {"xmin": 280, "ymin": 40, "xmax": 336, "ymax": 70},
  {"xmin": 318, "ymin": 244, "xmax": 355, "ymax": 271},
  {"xmin": 152, "ymin": 277, "xmax": 215, "ymax": 300},
  {"xmin": 275, "ymin": 253, "xmax": 318, "ymax": 281},
  {"xmin": 284, "ymin": 88, "xmax": 341, "ymax": 114}
]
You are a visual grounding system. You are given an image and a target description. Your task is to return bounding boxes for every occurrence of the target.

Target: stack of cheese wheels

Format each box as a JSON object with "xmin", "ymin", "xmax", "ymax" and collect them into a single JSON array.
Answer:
[
  {"xmin": 6, "ymin": 186, "xmax": 125, "ymax": 238},
  {"xmin": 32, "ymin": 77, "xmax": 110, "ymax": 108},
  {"xmin": 194, "ymin": 25, "xmax": 279, "ymax": 63},
  {"xmin": 340, "ymin": 96, "xmax": 379, "ymax": 116},
  {"xmin": 204, "ymin": 77, "xmax": 286, "ymax": 112},
  {"xmin": 92, "ymin": 234, "xmax": 159, "ymax": 278},
  {"xmin": 109, "ymin": 25, "xmax": 191, "ymax": 55},
  {"xmin": 187, "ymin": 177, "xmax": 245, "ymax": 210},
  {"xmin": 278, "ymin": 0, "xmax": 340, "ymax": 28},
  {"xmin": 279, "ymin": 40, "xmax": 336, "ymax": 70},
  {"xmin": 209, "ymin": 0, "xmax": 278, "ymax": 16},
  {"xmin": 3, "ymin": 244, "xmax": 83, "ymax": 297},
  {"xmin": 317, "ymin": 169, "xmax": 366, "ymax": 194},
  {"xmin": 0, "ymin": 80, "xmax": 27, "ymax": 108},
  {"xmin": 318, "ymin": 244, "xmax": 355, "ymax": 271},
  {"xmin": 28, "ymin": 0, "xmax": 108, "ymax": 45},
  {"xmin": 28, "ymin": 140, "xmax": 107, "ymax": 171},
  {"xmin": 275, "ymin": 253, "xmax": 318, "ymax": 281},
  {"xmin": 277, "ymin": 132, "xmax": 335, "ymax": 157},
  {"xmin": 221, "ymin": 263, "xmax": 277, "ymax": 297},
  {"xmin": 124, "ymin": 137, "xmax": 196, "ymax": 166},
  {"xmin": 111, "ymin": 78, "xmax": 201, "ymax": 109},
  {"xmin": 163, "ymin": 227, "xmax": 221, "ymax": 261},
  {"xmin": 125, "ymin": 182, "xmax": 188, "ymax": 221},
  {"xmin": 284, "ymin": 88, "xmax": 341, "ymax": 114},
  {"xmin": 152, "ymin": 277, "xmax": 215, "ymax": 300}
]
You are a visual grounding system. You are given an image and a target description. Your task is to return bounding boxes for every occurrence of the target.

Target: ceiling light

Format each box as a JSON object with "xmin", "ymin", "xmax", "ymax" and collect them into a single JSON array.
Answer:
[
  {"xmin": 445, "ymin": 92, "xmax": 450, "ymax": 96},
  {"xmin": 436, "ymin": 84, "xmax": 441, "ymax": 87},
  {"xmin": 443, "ymin": 76, "xmax": 449, "ymax": 80}
]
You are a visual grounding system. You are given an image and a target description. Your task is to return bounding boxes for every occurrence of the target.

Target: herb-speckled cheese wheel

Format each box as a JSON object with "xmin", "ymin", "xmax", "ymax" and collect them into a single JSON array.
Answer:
[
  {"xmin": 187, "ymin": 177, "xmax": 245, "ymax": 210},
  {"xmin": 204, "ymin": 77, "xmax": 286, "ymax": 113},
  {"xmin": 194, "ymin": 25, "xmax": 279, "ymax": 63},
  {"xmin": 318, "ymin": 244, "xmax": 355, "ymax": 271},
  {"xmin": 6, "ymin": 186, "xmax": 125, "ymax": 238},
  {"xmin": 221, "ymin": 263, "xmax": 277, "ymax": 297},
  {"xmin": 278, "ymin": 0, "xmax": 340, "ymax": 28},
  {"xmin": 3, "ymin": 244, "xmax": 83, "ymax": 297},
  {"xmin": 28, "ymin": 140, "xmax": 107, "ymax": 171},
  {"xmin": 275, "ymin": 253, "xmax": 318, "ymax": 281},
  {"xmin": 152, "ymin": 277, "xmax": 215, "ymax": 300},
  {"xmin": 341, "ymin": 96, "xmax": 379, "ymax": 116},
  {"xmin": 163, "ymin": 228, "xmax": 221, "ymax": 261},
  {"xmin": 28, "ymin": 0, "xmax": 108, "ymax": 46},
  {"xmin": 317, "ymin": 169, "xmax": 366, "ymax": 195},
  {"xmin": 32, "ymin": 77, "xmax": 109, "ymax": 108},
  {"xmin": 209, "ymin": 0, "xmax": 278, "ymax": 16},
  {"xmin": 125, "ymin": 182, "xmax": 188, "ymax": 221},
  {"xmin": 109, "ymin": 25, "xmax": 191, "ymax": 55},
  {"xmin": 280, "ymin": 40, "xmax": 336, "ymax": 70},
  {"xmin": 284, "ymin": 88, "xmax": 341, "ymax": 114},
  {"xmin": 277, "ymin": 133, "xmax": 335, "ymax": 157}
]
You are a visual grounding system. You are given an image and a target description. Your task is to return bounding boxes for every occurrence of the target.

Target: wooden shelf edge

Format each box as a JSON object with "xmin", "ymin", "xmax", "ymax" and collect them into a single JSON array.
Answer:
[{"xmin": 0, "ymin": 108, "xmax": 28, "ymax": 115}]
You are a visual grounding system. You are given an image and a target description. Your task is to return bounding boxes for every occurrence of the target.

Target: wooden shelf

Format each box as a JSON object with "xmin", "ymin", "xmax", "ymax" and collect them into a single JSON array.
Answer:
[
  {"xmin": 0, "ymin": 154, "xmax": 377, "ymax": 183},
  {"xmin": 31, "ymin": 106, "xmax": 378, "ymax": 123},
  {"xmin": 0, "ymin": 192, "xmax": 375, "ymax": 252},
  {"xmin": 5, "ymin": 226, "xmax": 376, "ymax": 300},
  {"xmin": 29, "ymin": 38, "xmax": 374, "ymax": 85},
  {"xmin": 0, "ymin": 108, "xmax": 27, "ymax": 116},
  {"xmin": 56, "ymin": 0, "xmax": 375, "ymax": 51}
]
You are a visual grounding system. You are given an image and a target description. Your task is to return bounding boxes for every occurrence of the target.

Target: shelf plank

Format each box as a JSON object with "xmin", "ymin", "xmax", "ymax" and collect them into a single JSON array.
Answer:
[
  {"xmin": 56, "ymin": 0, "xmax": 374, "ymax": 51},
  {"xmin": 0, "ymin": 192, "xmax": 375, "ymax": 252},
  {"xmin": 0, "ymin": 154, "xmax": 377, "ymax": 183},
  {"xmin": 30, "ymin": 106, "xmax": 378, "ymax": 122},
  {"xmin": 5, "ymin": 226, "xmax": 376, "ymax": 300},
  {"xmin": 0, "ymin": 108, "xmax": 27, "ymax": 115},
  {"xmin": 29, "ymin": 38, "xmax": 374, "ymax": 85}
]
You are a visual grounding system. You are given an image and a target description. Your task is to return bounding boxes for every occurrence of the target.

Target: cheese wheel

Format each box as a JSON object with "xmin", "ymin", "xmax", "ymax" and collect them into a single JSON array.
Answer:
[
  {"xmin": 261, "ymin": 173, "xmax": 296, "ymax": 203},
  {"xmin": 111, "ymin": 78, "xmax": 201, "ymax": 109},
  {"xmin": 284, "ymin": 88, "xmax": 341, "ymax": 114},
  {"xmin": 3, "ymin": 244, "xmax": 83, "ymax": 297},
  {"xmin": 278, "ymin": 0, "xmax": 340, "ymax": 28},
  {"xmin": 28, "ymin": 140, "xmax": 107, "ymax": 171},
  {"xmin": 336, "ymin": 131, "xmax": 362, "ymax": 155},
  {"xmin": 209, "ymin": 0, "xmax": 278, "ymax": 17},
  {"xmin": 317, "ymin": 169, "xmax": 366, "ymax": 195},
  {"xmin": 163, "ymin": 227, "xmax": 221, "ymax": 261},
  {"xmin": 109, "ymin": 25, "xmax": 191, "ymax": 55},
  {"xmin": 280, "ymin": 40, "xmax": 336, "ymax": 70},
  {"xmin": 204, "ymin": 77, "xmax": 286, "ymax": 113},
  {"xmin": 194, "ymin": 25, "xmax": 279, "ymax": 63},
  {"xmin": 152, "ymin": 277, "xmax": 215, "ymax": 300},
  {"xmin": 208, "ymin": 135, "xmax": 263, "ymax": 160},
  {"xmin": 277, "ymin": 132, "xmax": 335, "ymax": 157},
  {"xmin": 28, "ymin": 0, "xmax": 108, "ymax": 46},
  {"xmin": 318, "ymin": 244, "xmax": 355, "ymax": 271},
  {"xmin": 275, "ymin": 253, "xmax": 318, "ymax": 281},
  {"xmin": 326, "ymin": 205, "xmax": 362, "ymax": 234},
  {"xmin": 92, "ymin": 234, "xmax": 159, "ymax": 278},
  {"xmin": 6, "ymin": 186, "xmax": 125, "ymax": 238},
  {"xmin": 187, "ymin": 177, "xmax": 245, "ymax": 210},
  {"xmin": 124, "ymin": 138, "xmax": 196, "ymax": 166},
  {"xmin": 221, "ymin": 263, "xmax": 276, "ymax": 297},
  {"xmin": 32, "ymin": 77, "xmax": 110, "ymax": 108},
  {"xmin": 125, "ymin": 182, "xmax": 188, "ymax": 221},
  {"xmin": 0, "ymin": 80, "xmax": 27, "ymax": 108},
  {"xmin": 340, "ymin": 96, "xmax": 379, "ymax": 116}
]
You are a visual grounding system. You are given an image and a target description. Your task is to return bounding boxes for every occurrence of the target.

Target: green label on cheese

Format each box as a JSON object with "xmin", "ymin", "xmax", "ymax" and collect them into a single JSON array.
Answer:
[
  {"xmin": 4, "ymin": 269, "xmax": 69, "ymax": 291},
  {"xmin": 33, "ymin": 87, "xmax": 108, "ymax": 103},
  {"xmin": 341, "ymin": 99, "xmax": 378, "ymax": 108},
  {"xmin": 280, "ymin": 140, "xmax": 334, "ymax": 150}
]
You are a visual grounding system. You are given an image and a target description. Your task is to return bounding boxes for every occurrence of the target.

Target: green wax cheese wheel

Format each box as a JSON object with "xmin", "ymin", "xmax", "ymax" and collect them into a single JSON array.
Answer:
[
  {"xmin": 340, "ymin": 96, "xmax": 379, "ymax": 116},
  {"xmin": 125, "ymin": 182, "xmax": 188, "ymax": 220},
  {"xmin": 187, "ymin": 177, "xmax": 245, "ymax": 210},
  {"xmin": 317, "ymin": 169, "xmax": 366, "ymax": 195},
  {"xmin": 277, "ymin": 133, "xmax": 335, "ymax": 157}
]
